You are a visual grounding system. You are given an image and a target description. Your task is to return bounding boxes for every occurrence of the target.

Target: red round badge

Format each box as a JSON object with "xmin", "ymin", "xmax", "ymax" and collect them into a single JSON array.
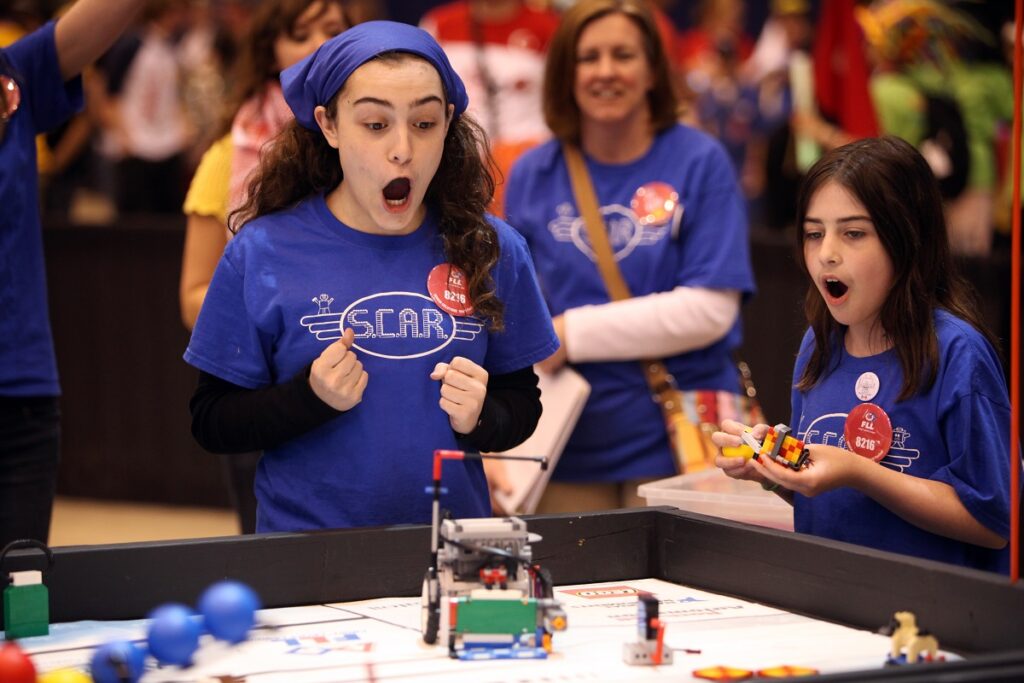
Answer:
[
  {"xmin": 1, "ymin": 76, "xmax": 21, "ymax": 119},
  {"xmin": 630, "ymin": 182, "xmax": 679, "ymax": 226},
  {"xmin": 844, "ymin": 403, "xmax": 893, "ymax": 462},
  {"xmin": 427, "ymin": 263, "xmax": 474, "ymax": 317}
]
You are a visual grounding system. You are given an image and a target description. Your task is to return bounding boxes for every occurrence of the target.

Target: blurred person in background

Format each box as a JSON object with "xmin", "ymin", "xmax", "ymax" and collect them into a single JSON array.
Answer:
[
  {"xmin": 419, "ymin": 0, "xmax": 560, "ymax": 214},
  {"xmin": 1, "ymin": 0, "xmax": 150, "ymax": 548},
  {"xmin": 856, "ymin": 0, "xmax": 1004, "ymax": 257},
  {"xmin": 178, "ymin": 0, "xmax": 350, "ymax": 533},
  {"xmin": 39, "ymin": 1, "xmax": 115, "ymax": 224},
  {"xmin": 92, "ymin": 0, "xmax": 192, "ymax": 214},
  {"xmin": 177, "ymin": 0, "xmax": 240, "ymax": 169},
  {"xmin": 504, "ymin": 0, "xmax": 753, "ymax": 512},
  {"xmin": 677, "ymin": 0, "xmax": 752, "ymax": 98},
  {"xmin": 690, "ymin": 33, "xmax": 764, "ymax": 198},
  {"xmin": 741, "ymin": 0, "xmax": 813, "ymax": 229},
  {"xmin": 789, "ymin": 0, "xmax": 1008, "ymax": 257},
  {"xmin": 343, "ymin": 0, "xmax": 383, "ymax": 24}
]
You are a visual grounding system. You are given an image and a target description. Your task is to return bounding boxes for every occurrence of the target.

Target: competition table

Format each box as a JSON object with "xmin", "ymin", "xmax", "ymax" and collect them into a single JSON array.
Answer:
[{"xmin": 4, "ymin": 507, "xmax": 1024, "ymax": 681}]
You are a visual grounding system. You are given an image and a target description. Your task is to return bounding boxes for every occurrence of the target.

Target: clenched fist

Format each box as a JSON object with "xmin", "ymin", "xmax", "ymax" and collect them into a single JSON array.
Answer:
[
  {"xmin": 430, "ymin": 356, "xmax": 488, "ymax": 435},
  {"xmin": 309, "ymin": 328, "xmax": 368, "ymax": 411}
]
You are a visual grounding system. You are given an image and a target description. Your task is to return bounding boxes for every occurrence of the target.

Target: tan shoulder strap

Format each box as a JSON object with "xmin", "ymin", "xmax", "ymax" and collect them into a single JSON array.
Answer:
[
  {"xmin": 562, "ymin": 144, "xmax": 632, "ymax": 302},
  {"xmin": 561, "ymin": 143, "xmax": 679, "ymax": 409},
  {"xmin": 561, "ymin": 144, "xmax": 762, "ymax": 434}
]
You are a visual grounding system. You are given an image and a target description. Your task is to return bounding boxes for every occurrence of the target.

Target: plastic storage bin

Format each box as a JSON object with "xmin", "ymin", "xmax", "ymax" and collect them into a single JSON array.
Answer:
[{"xmin": 638, "ymin": 468, "xmax": 793, "ymax": 531}]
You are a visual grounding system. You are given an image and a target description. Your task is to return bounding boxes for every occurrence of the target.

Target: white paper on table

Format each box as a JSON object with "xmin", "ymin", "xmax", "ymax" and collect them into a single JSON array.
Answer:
[
  {"xmin": 32, "ymin": 578, "xmax": 962, "ymax": 683},
  {"xmin": 490, "ymin": 365, "xmax": 590, "ymax": 515}
]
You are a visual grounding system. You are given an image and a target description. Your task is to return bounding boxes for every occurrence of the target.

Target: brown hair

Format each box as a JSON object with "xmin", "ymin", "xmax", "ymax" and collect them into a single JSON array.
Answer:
[
  {"xmin": 230, "ymin": 52, "xmax": 505, "ymax": 329},
  {"xmin": 140, "ymin": 0, "xmax": 177, "ymax": 23},
  {"xmin": 795, "ymin": 136, "xmax": 999, "ymax": 400},
  {"xmin": 215, "ymin": 0, "xmax": 350, "ymax": 139},
  {"xmin": 542, "ymin": 0, "xmax": 677, "ymax": 144}
]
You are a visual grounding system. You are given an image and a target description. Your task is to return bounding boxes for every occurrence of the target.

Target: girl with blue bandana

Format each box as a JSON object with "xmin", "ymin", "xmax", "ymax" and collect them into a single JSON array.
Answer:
[
  {"xmin": 714, "ymin": 137, "xmax": 1019, "ymax": 573},
  {"xmin": 184, "ymin": 21, "xmax": 558, "ymax": 532}
]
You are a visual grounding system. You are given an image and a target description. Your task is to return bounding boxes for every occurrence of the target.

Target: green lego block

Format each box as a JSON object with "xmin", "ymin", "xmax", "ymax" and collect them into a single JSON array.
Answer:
[
  {"xmin": 453, "ymin": 596, "xmax": 536, "ymax": 635},
  {"xmin": 3, "ymin": 583, "xmax": 49, "ymax": 639}
]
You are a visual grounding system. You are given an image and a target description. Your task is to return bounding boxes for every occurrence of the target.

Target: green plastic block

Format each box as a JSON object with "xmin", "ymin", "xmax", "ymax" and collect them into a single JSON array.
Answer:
[
  {"xmin": 453, "ymin": 596, "xmax": 536, "ymax": 635},
  {"xmin": 3, "ymin": 583, "xmax": 49, "ymax": 639}
]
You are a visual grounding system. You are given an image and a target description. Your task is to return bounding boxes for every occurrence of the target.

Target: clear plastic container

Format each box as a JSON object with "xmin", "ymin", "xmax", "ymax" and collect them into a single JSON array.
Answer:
[{"xmin": 638, "ymin": 468, "xmax": 793, "ymax": 531}]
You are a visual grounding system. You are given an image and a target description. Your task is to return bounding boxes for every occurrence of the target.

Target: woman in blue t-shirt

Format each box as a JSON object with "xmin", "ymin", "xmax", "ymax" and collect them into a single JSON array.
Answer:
[
  {"xmin": 184, "ymin": 22, "xmax": 558, "ymax": 532},
  {"xmin": 714, "ymin": 136, "xmax": 1018, "ymax": 573},
  {"xmin": 504, "ymin": 0, "xmax": 754, "ymax": 511}
]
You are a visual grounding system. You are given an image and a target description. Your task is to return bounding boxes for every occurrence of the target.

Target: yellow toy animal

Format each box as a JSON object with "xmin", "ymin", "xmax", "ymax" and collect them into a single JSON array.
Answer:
[{"xmin": 887, "ymin": 611, "xmax": 940, "ymax": 664}]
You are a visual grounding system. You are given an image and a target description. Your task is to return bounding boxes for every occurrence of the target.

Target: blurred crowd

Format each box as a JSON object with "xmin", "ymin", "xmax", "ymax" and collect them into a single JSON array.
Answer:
[{"xmin": 3, "ymin": 0, "xmax": 1019, "ymax": 257}]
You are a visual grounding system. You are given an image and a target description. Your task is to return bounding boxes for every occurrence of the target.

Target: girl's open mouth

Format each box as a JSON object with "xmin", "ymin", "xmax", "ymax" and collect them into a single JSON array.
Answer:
[
  {"xmin": 824, "ymin": 277, "xmax": 849, "ymax": 302},
  {"xmin": 383, "ymin": 177, "xmax": 411, "ymax": 210}
]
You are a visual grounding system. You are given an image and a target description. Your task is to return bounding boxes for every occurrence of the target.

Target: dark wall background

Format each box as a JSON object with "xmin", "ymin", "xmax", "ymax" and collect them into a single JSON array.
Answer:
[
  {"xmin": 45, "ymin": 216, "xmax": 228, "ymax": 506},
  {"xmin": 43, "ymin": 218, "xmax": 1015, "ymax": 507}
]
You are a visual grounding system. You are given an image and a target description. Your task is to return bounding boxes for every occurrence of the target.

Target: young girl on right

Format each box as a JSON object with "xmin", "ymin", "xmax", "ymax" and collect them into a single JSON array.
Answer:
[{"xmin": 713, "ymin": 135, "xmax": 1019, "ymax": 573}]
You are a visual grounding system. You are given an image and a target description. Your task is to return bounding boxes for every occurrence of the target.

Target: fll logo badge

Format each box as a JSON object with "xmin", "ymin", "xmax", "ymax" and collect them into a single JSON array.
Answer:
[
  {"xmin": 802, "ymin": 413, "xmax": 919, "ymax": 472},
  {"xmin": 300, "ymin": 292, "xmax": 483, "ymax": 360}
]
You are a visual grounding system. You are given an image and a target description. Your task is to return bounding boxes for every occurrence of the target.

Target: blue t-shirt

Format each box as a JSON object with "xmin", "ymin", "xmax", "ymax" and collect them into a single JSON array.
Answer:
[
  {"xmin": 184, "ymin": 196, "xmax": 558, "ymax": 532},
  {"xmin": 791, "ymin": 310, "xmax": 1019, "ymax": 573},
  {"xmin": 505, "ymin": 124, "xmax": 754, "ymax": 482},
  {"xmin": 0, "ymin": 23, "xmax": 84, "ymax": 397}
]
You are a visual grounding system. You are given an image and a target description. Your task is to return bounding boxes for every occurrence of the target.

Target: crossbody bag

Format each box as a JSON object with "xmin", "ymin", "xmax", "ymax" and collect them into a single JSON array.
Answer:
[{"xmin": 562, "ymin": 144, "xmax": 763, "ymax": 473}]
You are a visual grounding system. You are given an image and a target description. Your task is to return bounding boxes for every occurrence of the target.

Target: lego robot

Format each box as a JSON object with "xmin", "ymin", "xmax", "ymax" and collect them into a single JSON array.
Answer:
[{"xmin": 421, "ymin": 450, "xmax": 567, "ymax": 660}]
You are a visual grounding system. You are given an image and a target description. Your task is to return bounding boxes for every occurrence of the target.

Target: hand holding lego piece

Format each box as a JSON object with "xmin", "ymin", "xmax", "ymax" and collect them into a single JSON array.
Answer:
[
  {"xmin": 714, "ymin": 420, "xmax": 815, "ymax": 496},
  {"xmin": 431, "ymin": 356, "xmax": 488, "ymax": 435},
  {"xmin": 751, "ymin": 442, "xmax": 863, "ymax": 498},
  {"xmin": 716, "ymin": 421, "xmax": 810, "ymax": 470},
  {"xmin": 711, "ymin": 419, "xmax": 772, "ymax": 486},
  {"xmin": 719, "ymin": 426, "xmax": 762, "ymax": 460},
  {"xmin": 309, "ymin": 328, "xmax": 368, "ymax": 411}
]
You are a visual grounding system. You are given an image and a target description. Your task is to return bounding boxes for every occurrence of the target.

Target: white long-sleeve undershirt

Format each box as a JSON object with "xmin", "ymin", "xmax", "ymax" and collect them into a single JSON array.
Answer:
[{"xmin": 563, "ymin": 287, "xmax": 741, "ymax": 363}]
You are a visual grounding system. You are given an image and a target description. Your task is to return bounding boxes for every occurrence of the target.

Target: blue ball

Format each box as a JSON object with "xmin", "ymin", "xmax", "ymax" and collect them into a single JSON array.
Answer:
[
  {"xmin": 90, "ymin": 640, "xmax": 146, "ymax": 683},
  {"xmin": 146, "ymin": 603, "xmax": 201, "ymax": 666},
  {"xmin": 198, "ymin": 580, "xmax": 261, "ymax": 644}
]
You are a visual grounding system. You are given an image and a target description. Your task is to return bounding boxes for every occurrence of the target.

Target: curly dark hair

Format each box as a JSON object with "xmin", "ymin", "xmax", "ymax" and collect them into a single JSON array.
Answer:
[{"xmin": 230, "ymin": 52, "xmax": 504, "ymax": 329}]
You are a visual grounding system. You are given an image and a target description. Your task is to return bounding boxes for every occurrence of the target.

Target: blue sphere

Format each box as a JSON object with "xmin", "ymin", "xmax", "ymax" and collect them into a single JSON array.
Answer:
[
  {"xmin": 146, "ymin": 603, "xmax": 201, "ymax": 666},
  {"xmin": 90, "ymin": 640, "xmax": 146, "ymax": 683},
  {"xmin": 198, "ymin": 580, "xmax": 261, "ymax": 644}
]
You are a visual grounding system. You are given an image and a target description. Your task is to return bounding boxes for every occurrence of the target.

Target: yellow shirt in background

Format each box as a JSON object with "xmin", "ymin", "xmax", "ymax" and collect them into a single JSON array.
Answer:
[{"xmin": 183, "ymin": 133, "xmax": 232, "ymax": 225}]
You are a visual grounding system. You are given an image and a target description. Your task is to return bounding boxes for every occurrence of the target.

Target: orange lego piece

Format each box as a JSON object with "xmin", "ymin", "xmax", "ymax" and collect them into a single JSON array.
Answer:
[{"xmin": 758, "ymin": 425, "xmax": 810, "ymax": 470}]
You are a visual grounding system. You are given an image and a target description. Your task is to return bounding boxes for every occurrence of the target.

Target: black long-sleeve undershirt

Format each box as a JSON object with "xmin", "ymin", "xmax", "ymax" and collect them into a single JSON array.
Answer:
[{"xmin": 189, "ymin": 365, "xmax": 542, "ymax": 455}]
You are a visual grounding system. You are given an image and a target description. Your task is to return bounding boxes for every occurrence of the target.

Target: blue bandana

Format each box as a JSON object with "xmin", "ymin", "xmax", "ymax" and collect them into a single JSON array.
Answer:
[{"xmin": 281, "ymin": 20, "xmax": 469, "ymax": 130}]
